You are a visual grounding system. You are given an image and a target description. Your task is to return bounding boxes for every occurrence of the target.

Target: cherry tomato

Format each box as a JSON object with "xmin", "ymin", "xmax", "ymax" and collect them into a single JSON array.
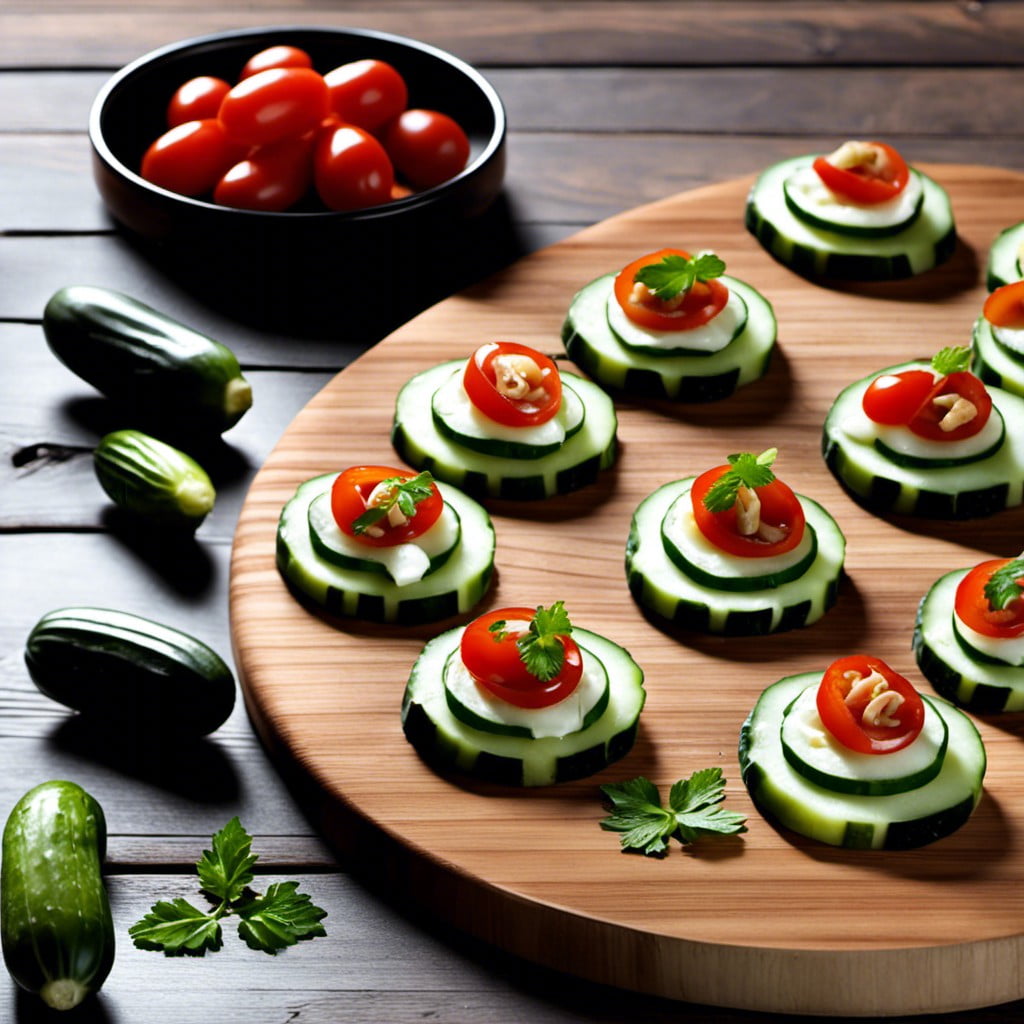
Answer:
[
  {"xmin": 954, "ymin": 558, "xmax": 1024, "ymax": 638},
  {"xmin": 459, "ymin": 607, "xmax": 583, "ymax": 709},
  {"xmin": 812, "ymin": 140, "xmax": 910, "ymax": 205},
  {"xmin": 213, "ymin": 135, "xmax": 314, "ymax": 211},
  {"xmin": 313, "ymin": 123, "xmax": 394, "ymax": 210},
  {"xmin": 816, "ymin": 655, "xmax": 925, "ymax": 754},
  {"xmin": 383, "ymin": 108, "xmax": 470, "ymax": 189},
  {"xmin": 166, "ymin": 75, "xmax": 231, "ymax": 128},
  {"xmin": 462, "ymin": 341, "xmax": 562, "ymax": 427},
  {"xmin": 983, "ymin": 280, "xmax": 1024, "ymax": 329},
  {"xmin": 862, "ymin": 367, "xmax": 992, "ymax": 441},
  {"xmin": 861, "ymin": 369, "xmax": 936, "ymax": 425},
  {"xmin": 330, "ymin": 466, "xmax": 443, "ymax": 548},
  {"xmin": 239, "ymin": 44, "xmax": 313, "ymax": 79},
  {"xmin": 689, "ymin": 463, "xmax": 805, "ymax": 558},
  {"xmin": 218, "ymin": 67, "xmax": 329, "ymax": 147},
  {"xmin": 140, "ymin": 118, "xmax": 245, "ymax": 196},
  {"xmin": 612, "ymin": 248, "xmax": 729, "ymax": 331},
  {"xmin": 324, "ymin": 59, "xmax": 408, "ymax": 130}
]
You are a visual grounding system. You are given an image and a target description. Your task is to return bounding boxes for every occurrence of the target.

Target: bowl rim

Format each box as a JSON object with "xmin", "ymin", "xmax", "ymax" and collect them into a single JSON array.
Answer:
[{"xmin": 88, "ymin": 23, "xmax": 507, "ymax": 222}]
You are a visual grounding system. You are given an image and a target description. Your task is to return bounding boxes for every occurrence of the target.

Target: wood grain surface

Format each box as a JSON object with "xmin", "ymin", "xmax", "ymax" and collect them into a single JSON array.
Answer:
[{"xmin": 229, "ymin": 164, "xmax": 1024, "ymax": 1017}]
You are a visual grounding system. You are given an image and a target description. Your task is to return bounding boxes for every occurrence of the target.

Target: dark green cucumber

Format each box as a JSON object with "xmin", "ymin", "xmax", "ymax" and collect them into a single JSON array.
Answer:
[
  {"xmin": 972, "ymin": 313, "xmax": 1024, "ymax": 399},
  {"xmin": 94, "ymin": 428, "xmax": 215, "ymax": 531},
  {"xmin": 43, "ymin": 284, "xmax": 252, "ymax": 433},
  {"xmin": 1, "ymin": 780, "xmax": 115, "ymax": 1010},
  {"xmin": 985, "ymin": 220, "xmax": 1024, "ymax": 291},
  {"xmin": 25, "ymin": 606, "xmax": 236, "ymax": 736}
]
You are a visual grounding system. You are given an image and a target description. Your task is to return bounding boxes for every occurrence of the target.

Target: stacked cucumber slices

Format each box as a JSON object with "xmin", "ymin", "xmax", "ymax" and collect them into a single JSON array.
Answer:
[{"xmin": 972, "ymin": 279, "xmax": 1024, "ymax": 398}]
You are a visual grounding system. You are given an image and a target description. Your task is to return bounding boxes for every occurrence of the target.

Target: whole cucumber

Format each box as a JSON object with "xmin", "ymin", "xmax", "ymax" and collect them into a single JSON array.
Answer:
[{"xmin": 1, "ymin": 780, "xmax": 115, "ymax": 1010}]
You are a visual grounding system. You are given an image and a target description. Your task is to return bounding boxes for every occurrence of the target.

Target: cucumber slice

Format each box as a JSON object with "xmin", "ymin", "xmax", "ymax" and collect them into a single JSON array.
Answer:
[
  {"xmin": 746, "ymin": 154, "xmax": 956, "ymax": 281},
  {"xmin": 914, "ymin": 568, "xmax": 1024, "ymax": 711},
  {"xmin": 402, "ymin": 626, "xmax": 645, "ymax": 786},
  {"xmin": 973, "ymin": 314, "xmax": 1024, "ymax": 399},
  {"xmin": 277, "ymin": 473, "xmax": 494, "ymax": 625},
  {"xmin": 779, "ymin": 683, "xmax": 948, "ymax": 796},
  {"xmin": 822, "ymin": 360, "xmax": 1024, "ymax": 519},
  {"xmin": 392, "ymin": 360, "xmax": 617, "ymax": 500},
  {"xmin": 739, "ymin": 672, "xmax": 986, "ymax": 849},
  {"xmin": 625, "ymin": 477, "xmax": 845, "ymax": 635},
  {"xmin": 985, "ymin": 220, "xmax": 1024, "ymax": 290},
  {"xmin": 872, "ymin": 407, "xmax": 1006, "ymax": 469},
  {"xmin": 431, "ymin": 367, "xmax": 586, "ymax": 459},
  {"xmin": 307, "ymin": 491, "xmax": 461, "ymax": 584},
  {"xmin": 561, "ymin": 273, "xmax": 776, "ymax": 401}
]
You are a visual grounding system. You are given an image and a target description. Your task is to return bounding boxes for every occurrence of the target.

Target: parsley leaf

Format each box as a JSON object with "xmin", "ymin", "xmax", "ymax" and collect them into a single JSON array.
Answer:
[
  {"xmin": 352, "ymin": 471, "xmax": 435, "ymax": 535},
  {"xmin": 633, "ymin": 251, "xmax": 726, "ymax": 301},
  {"xmin": 128, "ymin": 897, "xmax": 224, "ymax": 956},
  {"xmin": 197, "ymin": 815, "xmax": 257, "ymax": 904},
  {"xmin": 600, "ymin": 768, "xmax": 747, "ymax": 856},
  {"xmin": 236, "ymin": 881, "xmax": 328, "ymax": 953},
  {"xmin": 984, "ymin": 556, "xmax": 1024, "ymax": 611},
  {"xmin": 517, "ymin": 600, "xmax": 573, "ymax": 682},
  {"xmin": 931, "ymin": 345, "xmax": 972, "ymax": 376},
  {"xmin": 701, "ymin": 448, "xmax": 778, "ymax": 514}
]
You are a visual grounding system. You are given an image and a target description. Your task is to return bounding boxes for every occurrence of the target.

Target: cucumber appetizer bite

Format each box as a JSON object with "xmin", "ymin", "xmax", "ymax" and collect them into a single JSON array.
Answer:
[
  {"xmin": 276, "ymin": 465, "xmax": 495, "ymax": 625},
  {"xmin": 822, "ymin": 345, "xmax": 1024, "ymax": 519},
  {"xmin": 746, "ymin": 140, "xmax": 956, "ymax": 281},
  {"xmin": 561, "ymin": 247, "xmax": 777, "ymax": 401},
  {"xmin": 986, "ymin": 220, "xmax": 1024, "ymax": 290},
  {"xmin": 391, "ymin": 341, "xmax": 616, "ymax": 500},
  {"xmin": 915, "ymin": 553, "xmax": 1024, "ymax": 712},
  {"xmin": 972, "ymin": 280, "xmax": 1024, "ymax": 398},
  {"xmin": 402, "ymin": 601, "xmax": 645, "ymax": 786},
  {"xmin": 740, "ymin": 655, "xmax": 986, "ymax": 849},
  {"xmin": 625, "ymin": 449, "xmax": 845, "ymax": 635}
]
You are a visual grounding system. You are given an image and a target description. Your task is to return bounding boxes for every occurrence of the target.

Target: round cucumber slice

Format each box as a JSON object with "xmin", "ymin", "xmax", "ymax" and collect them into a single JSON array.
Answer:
[
  {"xmin": 871, "ymin": 407, "xmax": 1006, "ymax": 469},
  {"xmin": 973, "ymin": 314, "xmax": 1024, "ymax": 400},
  {"xmin": 985, "ymin": 219, "xmax": 1024, "ymax": 291}
]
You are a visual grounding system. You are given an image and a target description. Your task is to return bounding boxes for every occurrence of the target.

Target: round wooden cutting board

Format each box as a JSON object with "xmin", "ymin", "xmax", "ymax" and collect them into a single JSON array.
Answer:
[{"xmin": 230, "ymin": 165, "xmax": 1024, "ymax": 1017}]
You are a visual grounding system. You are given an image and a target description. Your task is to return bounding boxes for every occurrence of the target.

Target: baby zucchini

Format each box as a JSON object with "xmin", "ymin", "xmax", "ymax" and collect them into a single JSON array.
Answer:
[{"xmin": 1, "ymin": 780, "xmax": 115, "ymax": 1010}]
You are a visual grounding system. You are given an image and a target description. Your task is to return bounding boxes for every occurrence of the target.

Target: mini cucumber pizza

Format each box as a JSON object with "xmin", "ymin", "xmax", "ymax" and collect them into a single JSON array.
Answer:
[
  {"xmin": 972, "ymin": 279, "xmax": 1024, "ymax": 398},
  {"xmin": 561, "ymin": 247, "xmax": 777, "ymax": 401},
  {"xmin": 986, "ymin": 220, "xmax": 1024, "ymax": 290},
  {"xmin": 739, "ymin": 655, "xmax": 986, "ymax": 849},
  {"xmin": 402, "ymin": 601, "xmax": 645, "ymax": 786},
  {"xmin": 625, "ymin": 448, "xmax": 846, "ymax": 635},
  {"xmin": 914, "ymin": 553, "xmax": 1024, "ymax": 712},
  {"xmin": 391, "ymin": 341, "xmax": 616, "ymax": 500},
  {"xmin": 746, "ymin": 140, "xmax": 956, "ymax": 281},
  {"xmin": 822, "ymin": 345, "xmax": 1024, "ymax": 519},
  {"xmin": 276, "ymin": 465, "xmax": 495, "ymax": 625}
]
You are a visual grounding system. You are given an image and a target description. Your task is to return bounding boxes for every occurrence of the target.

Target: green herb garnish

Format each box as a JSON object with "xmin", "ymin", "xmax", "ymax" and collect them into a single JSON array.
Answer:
[
  {"xmin": 600, "ymin": 768, "xmax": 747, "ymax": 856},
  {"xmin": 488, "ymin": 600, "xmax": 573, "ymax": 682},
  {"xmin": 701, "ymin": 448, "xmax": 778, "ymax": 514},
  {"xmin": 984, "ymin": 556, "xmax": 1024, "ymax": 612},
  {"xmin": 352, "ymin": 471, "xmax": 434, "ymax": 535},
  {"xmin": 633, "ymin": 251, "xmax": 726, "ymax": 302},
  {"xmin": 931, "ymin": 345, "xmax": 972, "ymax": 376},
  {"xmin": 129, "ymin": 818, "xmax": 327, "ymax": 956}
]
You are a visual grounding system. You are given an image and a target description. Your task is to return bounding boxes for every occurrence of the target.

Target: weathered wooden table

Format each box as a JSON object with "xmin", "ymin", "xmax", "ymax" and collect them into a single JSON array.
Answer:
[{"xmin": 3, "ymin": 3, "xmax": 1024, "ymax": 1021}]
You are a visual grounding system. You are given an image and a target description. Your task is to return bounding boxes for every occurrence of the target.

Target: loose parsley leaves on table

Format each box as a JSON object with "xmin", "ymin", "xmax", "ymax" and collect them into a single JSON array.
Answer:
[
  {"xmin": 599, "ymin": 768, "xmax": 747, "ymax": 856},
  {"xmin": 129, "ymin": 817, "xmax": 328, "ymax": 955}
]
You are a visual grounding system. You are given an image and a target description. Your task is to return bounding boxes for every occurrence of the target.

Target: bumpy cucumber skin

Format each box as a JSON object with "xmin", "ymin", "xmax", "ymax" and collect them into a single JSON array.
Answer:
[
  {"xmin": 1, "ymin": 781, "xmax": 115, "ymax": 1010},
  {"xmin": 43, "ymin": 284, "xmax": 252, "ymax": 433},
  {"xmin": 25, "ymin": 607, "xmax": 236, "ymax": 736}
]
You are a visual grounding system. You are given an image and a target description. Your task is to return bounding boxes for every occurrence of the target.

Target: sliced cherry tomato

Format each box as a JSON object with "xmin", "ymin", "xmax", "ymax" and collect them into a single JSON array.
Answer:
[
  {"xmin": 462, "ymin": 341, "xmax": 562, "ymax": 427},
  {"xmin": 861, "ymin": 369, "xmax": 936, "ymax": 425},
  {"xmin": 324, "ymin": 59, "xmax": 408, "ymax": 131},
  {"xmin": 812, "ymin": 140, "xmax": 910, "ymax": 205},
  {"xmin": 140, "ymin": 118, "xmax": 246, "ymax": 196},
  {"xmin": 218, "ymin": 67, "xmax": 329, "ymax": 147},
  {"xmin": 383, "ymin": 108, "xmax": 470, "ymax": 189},
  {"xmin": 954, "ymin": 558, "xmax": 1024, "ymax": 638},
  {"xmin": 862, "ymin": 367, "xmax": 992, "ymax": 441},
  {"xmin": 239, "ymin": 44, "xmax": 313, "ymax": 79},
  {"xmin": 166, "ymin": 75, "xmax": 231, "ymax": 128},
  {"xmin": 816, "ymin": 655, "xmax": 925, "ymax": 754},
  {"xmin": 313, "ymin": 123, "xmax": 394, "ymax": 210},
  {"xmin": 329, "ymin": 465, "xmax": 442, "ymax": 547},
  {"xmin": 689, "ymin": 464, "xmax": 805, "ymax": 558},
  {"xmin": 459, "ymin": 607, "xmax": 583, "ymax": 709},
  {"xmin": 213, "ymin": 135, "xmax": 314, "ymax": 211},
  {"xmin": 612, "ymin": 248, "xmax": 729, "ymax": 331},
  {"xmin": 983, "ymin": 280, "xmax": 1024, "ymax": 329}
]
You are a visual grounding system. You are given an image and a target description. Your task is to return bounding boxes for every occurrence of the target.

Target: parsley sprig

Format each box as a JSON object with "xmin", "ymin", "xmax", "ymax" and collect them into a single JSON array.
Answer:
[
  {"xmin": 489, "ymin": 600, "xmax": 573, "ymax": 682},
  {"xmin": 352, "ymin": 471, "xmax": 434, "ymax": 535},
  {"xmin": 984, "ymin": 556, "xmax": 1024, "ymax": 612},
  {"xmin": 600, "ymin": 768, "xmax": 747, "ymax": 856},
  {"xmin": 129, "ymin": 818, "xmax": 327, "ymax": 956},
  {"xmin": 701, "ymin": 448, "xmax": 778, "ymax": 514},
  {"xmin": 633, "ymin": 251, "xmax": 726, "ymax": 301},
  {"xmin": 931, "ymin": 345, "xmax": 972, "ymax": 376}
]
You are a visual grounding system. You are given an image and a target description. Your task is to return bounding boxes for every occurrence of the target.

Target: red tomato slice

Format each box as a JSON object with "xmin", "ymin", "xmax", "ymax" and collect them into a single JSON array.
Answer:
[
  {"xmin": 213, "ymin": 135, "xmax": 314, "ymax": 211},
  {"xmin": 983, "ymin": 280, "xmax": 1024, "ymax": 329},
  {"xmin": 239, "ymin": 44, "xmax": 313, "ymax": 79},
  {"xmin": 313, "ymin": 123, "xmax": 394, "ymax": 210},
  {"xmin": 861, "ymin": 369, "xmax": 936, "ymax": 425},
  {"xmin": 816, "ymin": 655, "xmax": 925, "ymax": 754},
  {"xmin": 324, "ymin": 59, "xmax": 408, "ymax": 131},
  {"xmin": 140, "ymin": 119, "xmax": 246, "ymax": 196},
  {"xmin": 329, "ymin": 465, "xmax": 443, "ymax": 548},
  {"xmin": 219, "ymin": 67, "xmax": 329, "ymax": 147},
  {"xmin": 862, "ymin": 367, "xmax": 992, "ymax": 441},
  {"xmin": 689, "ymin": 464, "xmax": 805, "ymax": 558},
  {"xmin": 459, "ymin": 607, "xmax": 583, "ymax": 709},
  {"xmin": 612, "ymin": 248, "xmax": 729, "ymax": 331},
  {"xmin": 166, "ymin": 75, "xmax": 231, "ymax": 128},
  {"xmin": 383, "ymin": 108, "xmax": 470, "ymax": 189},
  {"xmin": 954, "ymin": 558, "xmax": 1024, "ymax": 638},
  {"xmin": 812, "ymin": 141, "xmax": 910, "ymax": 205},
  {"xmin": 462, "ymin": 341, "xmax": 562, "ymax": 427}
]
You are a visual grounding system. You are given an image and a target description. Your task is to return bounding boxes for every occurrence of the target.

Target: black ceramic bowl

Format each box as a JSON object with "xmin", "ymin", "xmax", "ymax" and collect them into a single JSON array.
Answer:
[{"xmin": 90, "ymin": 25, "xmax": 508, "ymax": 337}]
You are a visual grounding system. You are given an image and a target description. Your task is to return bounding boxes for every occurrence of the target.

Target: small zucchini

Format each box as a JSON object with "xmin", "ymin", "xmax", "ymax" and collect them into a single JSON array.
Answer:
[
  {"xmin": 94, "ymin": 428, "xmax": 215, "ymax": 531},
  {"xmin": 25, "ymin": 606, "xmax": 236, "ymax": 737},
  {"xmin": 1, "ymin": 780, "xmax": 115, "ymax": 1010},
  {"xmin": 43, "ymin": 284, "xmax": 252, "ymax": 434}
]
